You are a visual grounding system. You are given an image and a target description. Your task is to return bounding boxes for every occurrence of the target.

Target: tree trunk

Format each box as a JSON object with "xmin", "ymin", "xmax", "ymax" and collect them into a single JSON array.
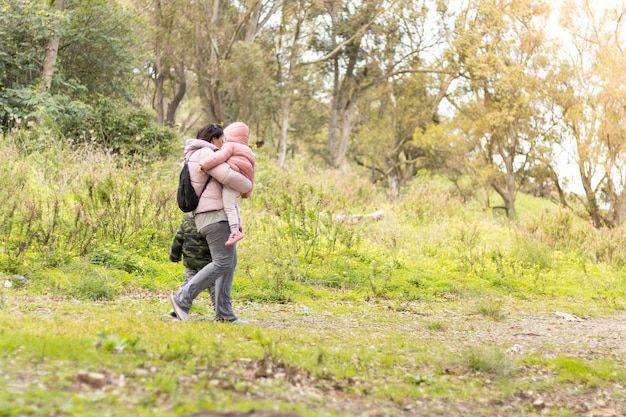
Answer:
[
  {"xmin": 387, "ymin": 172, "xmax": 400, "ymax": 200},
  {"xmin": 194, "ymin": 18, "xmax": 219, "ymax": 123},
  {"xmin": 178, "ymin": 109, "xmax": 202, "ymax": 135},
  {"xmin": 40, "ymin": 0, "xmax": 65, "ymax": 92},
  {"xmin": 608, "ymin": 193, "xmax": 626, "ymax": 227},
  {"xmin": 244, "ymin": 0, "xmax": 262, "ymax": 42},
  {"xmin": 277, "ymin": 95, "xmax": 290, "ymax": 168},
  {"xmin": 334, "ymin": 99, "xmax": 356, "ymax": 169},
  {"xmin": 209, "ymin": 0, "xmax": 222, "ymax": 122},
  {"xmin": 579, "ymin": 161, "xmax": 603, "ymax": 228},
  {"xmin": 503, "ymin": 155, "xmax": 517, "ymax": 219},
  {"xmin": 153, "ymin": 59, "xmax": 165, "ymax": 125},
  {"xmin": 328, "ymin": 59, "xmax": 340, "ymax": 165},
  {"xmin": 327, "ymin": 2, "xmax": 341, "ymax": 166},
  {"xmin": 165, "ymin": 63, "xmax": 186, "ymax": 127}
]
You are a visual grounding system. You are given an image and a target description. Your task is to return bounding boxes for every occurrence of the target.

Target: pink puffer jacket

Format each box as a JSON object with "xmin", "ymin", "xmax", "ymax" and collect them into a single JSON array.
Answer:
[
  {"xmin": 198, "ymin": 122, "xmax": 256, "ymax": 198},
  {"xmin": 183, "ymin": 139, "xmax": 252, "ymax": 214}
]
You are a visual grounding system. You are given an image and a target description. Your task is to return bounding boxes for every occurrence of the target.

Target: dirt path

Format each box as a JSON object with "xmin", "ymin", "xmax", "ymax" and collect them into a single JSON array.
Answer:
[
  {"xmin": 230, "ymin": 302, "xmax": 626, "ymax": 417},
  {"xmin": 5, "ymin": 295, "xmax": 626, "ymax": 416}
]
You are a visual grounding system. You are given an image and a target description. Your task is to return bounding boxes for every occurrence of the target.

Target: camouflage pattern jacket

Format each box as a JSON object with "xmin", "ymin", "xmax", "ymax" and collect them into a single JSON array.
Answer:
[{"xmin": 169, "ymin": 213, "xmax": 212, "ymax": 270}]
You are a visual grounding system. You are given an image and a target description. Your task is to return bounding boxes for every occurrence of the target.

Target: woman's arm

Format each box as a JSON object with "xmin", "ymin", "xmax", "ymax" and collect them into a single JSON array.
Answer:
[{"xmin": 207, "ymin": 163, "xmax": 253, "ymax": 194}]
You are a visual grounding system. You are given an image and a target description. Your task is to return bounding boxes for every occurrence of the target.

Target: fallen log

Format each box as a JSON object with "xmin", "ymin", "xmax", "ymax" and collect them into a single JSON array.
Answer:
[{"xmin": 331, "ymin": 209, "xmax": 384, "ymax": 224}]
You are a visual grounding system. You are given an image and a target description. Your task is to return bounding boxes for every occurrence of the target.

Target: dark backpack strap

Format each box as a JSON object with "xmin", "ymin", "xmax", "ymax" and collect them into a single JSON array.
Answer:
[
  {"xmin": 187, "ymin": 151, "xmax": 211, "ymax": 199},
  {"xmin": 198, "ymin": 174, "xmax": 211, "ymax": 198}
]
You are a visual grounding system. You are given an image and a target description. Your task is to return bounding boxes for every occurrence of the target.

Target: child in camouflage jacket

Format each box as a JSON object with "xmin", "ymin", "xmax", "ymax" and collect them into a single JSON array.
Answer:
[{"xmin": 168, "ymin": 212, "xmax": 214, "ymax": 318}]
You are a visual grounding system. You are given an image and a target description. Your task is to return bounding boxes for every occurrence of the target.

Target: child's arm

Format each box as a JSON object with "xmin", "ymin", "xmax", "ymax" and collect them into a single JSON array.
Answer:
[
  {"xmin": 199, "ymin": 147, "xmax": 231, "ymax": 172},
  {"xmin": 169, "ymin": 224, "xmax": 184, "ymax": 262}
]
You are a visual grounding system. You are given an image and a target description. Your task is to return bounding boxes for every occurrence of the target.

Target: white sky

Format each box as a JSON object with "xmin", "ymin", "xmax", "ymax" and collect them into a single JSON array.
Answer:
[
  {"xmin": 545, "ymin": 0, "xmax": 626, "ymax": 194},
  {"xmin": 545, "ymin": 0, "xmax": 626, "ymax": 40}
]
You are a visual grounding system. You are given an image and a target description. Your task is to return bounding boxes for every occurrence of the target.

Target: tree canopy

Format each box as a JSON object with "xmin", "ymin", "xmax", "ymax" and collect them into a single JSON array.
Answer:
[{"xmin": 4, "ymin": 0, "xmax": 626, "ymax": 227}]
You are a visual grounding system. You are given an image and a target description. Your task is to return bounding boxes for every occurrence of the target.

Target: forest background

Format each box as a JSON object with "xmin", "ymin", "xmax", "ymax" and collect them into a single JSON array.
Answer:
[{"xmin": 2, "ymin": 0, "xmax": 626, "ymax": 416}]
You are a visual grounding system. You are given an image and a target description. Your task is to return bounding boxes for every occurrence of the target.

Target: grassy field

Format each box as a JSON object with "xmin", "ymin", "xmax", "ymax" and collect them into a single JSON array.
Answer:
[
  {"xmin": 2, "ymin": 134, "xmax": 626, "ymax": 416},
  {"xmin": 2, "ymin": 292, "xmax": 626, "ymax": 416}
]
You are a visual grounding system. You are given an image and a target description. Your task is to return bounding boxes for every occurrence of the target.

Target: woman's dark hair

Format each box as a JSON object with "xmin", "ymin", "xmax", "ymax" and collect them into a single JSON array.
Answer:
[{"xmin": 196, "ymin": 123, "xmax": 224, "ymax": 142}]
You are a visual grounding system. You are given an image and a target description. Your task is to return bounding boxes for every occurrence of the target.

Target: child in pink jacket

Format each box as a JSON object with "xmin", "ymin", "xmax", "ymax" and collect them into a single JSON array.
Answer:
[{"xmin": 199, "ymin": 122, "xmax": 255, "ymax": 246}]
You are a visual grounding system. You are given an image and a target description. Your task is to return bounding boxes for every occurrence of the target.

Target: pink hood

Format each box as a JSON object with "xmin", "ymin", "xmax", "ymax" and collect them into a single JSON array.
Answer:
[{"xmin": 224, "ymin": 122, "xmax": 250, "ymax": 146}]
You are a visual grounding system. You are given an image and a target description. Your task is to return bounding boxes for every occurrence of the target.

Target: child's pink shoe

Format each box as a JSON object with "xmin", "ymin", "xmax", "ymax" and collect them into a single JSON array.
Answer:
[{"xmin": 225, "ymin": 231, "xmax": 244, "ymax": 246}]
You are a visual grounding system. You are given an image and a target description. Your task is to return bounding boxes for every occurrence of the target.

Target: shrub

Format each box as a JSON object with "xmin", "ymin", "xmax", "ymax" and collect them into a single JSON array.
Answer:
[
  {"xmin": 0, "ymin": 132, "xmax": 179, "ymax": 278},
  {"xmin": 58, "ymin": 97, "xmax": 177, "ymax": 163},
  {"xmin": 519, "ymin": 208, "xmax": 587, "ymax": 250}
]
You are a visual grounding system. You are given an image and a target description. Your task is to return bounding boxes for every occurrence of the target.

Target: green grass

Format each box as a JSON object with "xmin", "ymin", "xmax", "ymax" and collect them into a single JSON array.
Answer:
[{"xmin": 2, "ymin": 293, "xmax": 626, "ymax": 416}]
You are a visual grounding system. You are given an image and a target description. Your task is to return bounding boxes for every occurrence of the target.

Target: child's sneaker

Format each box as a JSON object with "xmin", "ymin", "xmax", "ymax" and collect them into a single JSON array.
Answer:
[{"xmin": 225, "ymin": 231, "xmax": 244, "ymax": 246}]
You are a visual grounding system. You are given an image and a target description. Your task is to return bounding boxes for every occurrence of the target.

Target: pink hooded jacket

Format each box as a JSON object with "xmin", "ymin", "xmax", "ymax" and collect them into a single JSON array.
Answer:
[
  {"xmin": 198, "ymin": 122, "xmax": 255, "ymax": 198},
  {"xmin": 183, "ymin": 139, "xmax": 253, "ymax": 214}
]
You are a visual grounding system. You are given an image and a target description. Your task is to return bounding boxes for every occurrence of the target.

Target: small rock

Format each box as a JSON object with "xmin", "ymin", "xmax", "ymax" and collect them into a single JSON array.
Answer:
[
  {"xmin": 554, "ymin": 311, "xmax": 584, "ymax": 322},
  {"xmin": 9, "ymin": 275, "xmax": 28, "ymax": 287},
  {"xmin": 76, "ymin": 371, "xmax": 107, "ymax": 388},
  {"xmin": 507, "ymin": 344, "xmax": 522, "ymax": 354}
]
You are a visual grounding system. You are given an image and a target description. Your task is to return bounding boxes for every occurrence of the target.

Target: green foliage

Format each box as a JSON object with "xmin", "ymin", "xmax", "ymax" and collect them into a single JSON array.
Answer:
[
  {"xmin": 473, "ymin": 298, "xmax": 506, "ymax": 321},
  {"xmin": 96, "ymin": 332, "xmax": 141, "ymax": 353},
  {"xmin": 0, "ymin": 0, "xmax": 140, "ymax": 135},
  {"xmin": 0, "ymin": 90, "xmax": 171, "ymax": 164},
  {"xmin": 459, "ymin": 346, "xmax": 514, "ymax": 378},
  {"xmin": 519, "ymin": 208, "xmax": 586, "ymax": 251},
  {"xmin": 0, "ymin": 87, "xmax": 89, "ymax": 134},
  {"xmin": 423, "ymin": 320, "xmax": 447, "ymax": 331},
  {"xmin": 71, "ymin": 272, "xmax": 117, "ymax": 301},
  {"xmin": 60, "ymin": 0, "xmax": 137, "ymax": 99},
  {"xmin": 0, "ymin": 134, "xmax": 178, "ymax": 286},
  {"xmin": 525, "ymin": 355, "xmax": 626, "ymax": 387},
  {"xmin": 0, "ymin": 0, "xmax": 53, "ymax": 92},
  {"xmin": 222, "ymin": 41, "xmax": 280, "ymax": 127},
  {"xmin": 243, "ymin": 164, "xmax": 370, "ymax": 300},
  {"xmin": 0, "ymin": 0, "xmax": 171, "ymax": 163},
  {"xmin": 251, "ymin": 329, "xmax": 282, "ymax": 361},
  {"xmin": 4, "ymin": 129, "xmax": 626, "ymax": 308},
  {"xmin": 53, "ymin": 96, "xmax": 177, "ymax": 162},
  {"xmin": 91, "ymin": 246, "xmax": 155, "ymax": 275}
]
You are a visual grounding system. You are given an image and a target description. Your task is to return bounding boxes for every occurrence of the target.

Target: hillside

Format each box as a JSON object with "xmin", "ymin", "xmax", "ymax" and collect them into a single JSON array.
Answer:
[{"xmin": 1, "ymin": 134, "xmax": 626, "ymax": 416}]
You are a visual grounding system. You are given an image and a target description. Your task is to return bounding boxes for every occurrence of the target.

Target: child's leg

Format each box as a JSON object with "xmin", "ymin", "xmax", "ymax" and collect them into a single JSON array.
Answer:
[
  {"xmin": 183, "ymin": 267, "xmax": 198, "ymax": 285},
  {"xmin": 222, "ymin": 185, "xmax": 241, "ymax": 234}
]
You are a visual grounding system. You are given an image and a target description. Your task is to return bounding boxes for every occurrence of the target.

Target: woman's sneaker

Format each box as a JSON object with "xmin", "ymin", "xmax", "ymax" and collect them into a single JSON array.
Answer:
[
  {"xmin": 169, "ymin": 293, "xmax": 188, "ymax": 321},
  {"xmin": 225, "ymin": 232, "xmax": 244, "ymax": 246},
  {"xmin": 215, "ymin": 317, "xmax": 249, "ymax": 325}
]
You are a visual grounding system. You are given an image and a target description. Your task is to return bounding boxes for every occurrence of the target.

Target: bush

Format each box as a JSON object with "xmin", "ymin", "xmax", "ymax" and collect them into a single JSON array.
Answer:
[
  {"xmin": 0, "ymin": 133, "xmax": 179, "ymax": 279},
  {"xmin": 58, "ymin": 96, "xmax": 177, "ymax": 163}
]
